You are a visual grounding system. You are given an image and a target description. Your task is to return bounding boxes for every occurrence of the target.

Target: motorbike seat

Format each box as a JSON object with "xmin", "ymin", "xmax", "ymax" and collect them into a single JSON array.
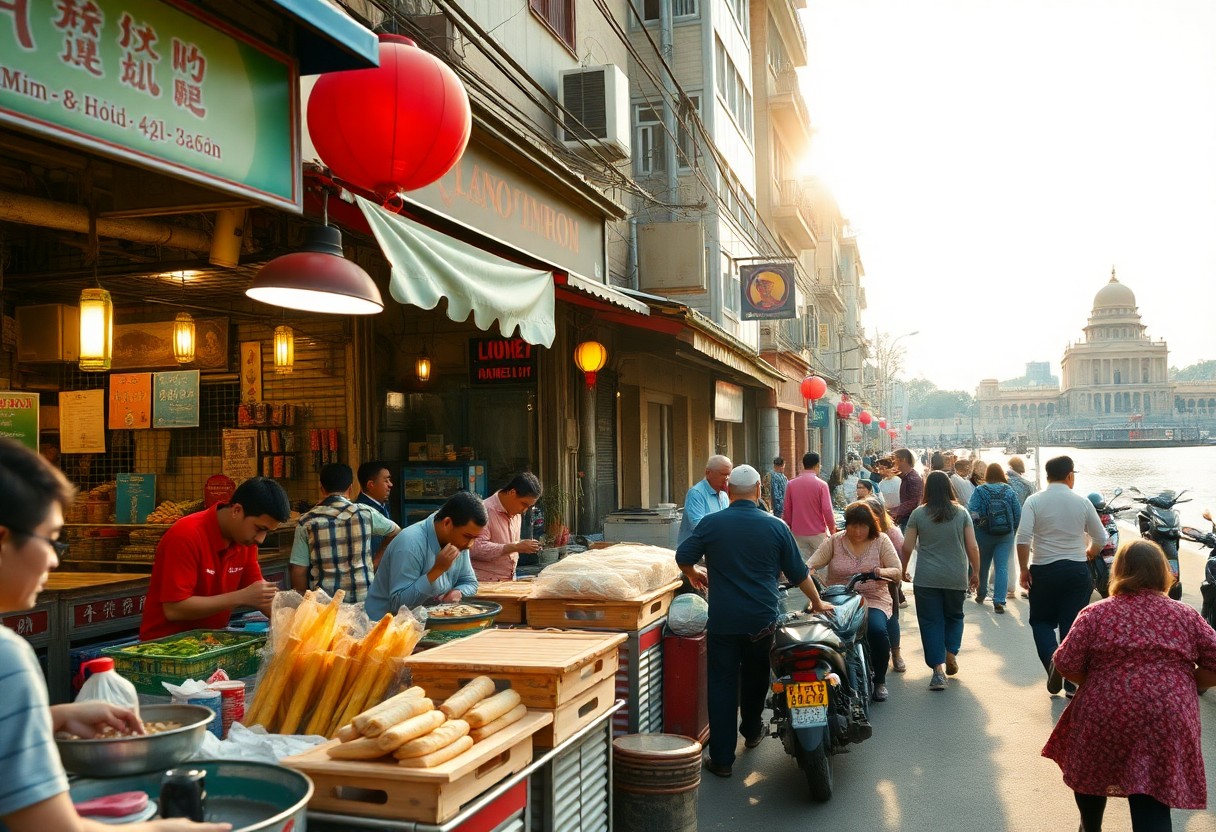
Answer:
[{"xmin": 774, "ymin": 616, "xmax": 842, "ymax": 651}]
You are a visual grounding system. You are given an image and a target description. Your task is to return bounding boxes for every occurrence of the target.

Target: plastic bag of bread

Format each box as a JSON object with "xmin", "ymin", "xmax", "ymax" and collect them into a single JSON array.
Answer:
[{"xmin": 528, "ymin": 554, "xmax": 648, "ymax": 600}]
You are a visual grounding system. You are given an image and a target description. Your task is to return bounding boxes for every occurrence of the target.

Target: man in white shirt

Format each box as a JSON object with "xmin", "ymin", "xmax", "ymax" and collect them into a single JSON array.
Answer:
[
  {"xmin": 1016, "ymin": 455, "xmax": 1107, "ymax": 696},
  {"xmin": 949, "ymin": 459, "xmax": 975, "ymax": 506}
]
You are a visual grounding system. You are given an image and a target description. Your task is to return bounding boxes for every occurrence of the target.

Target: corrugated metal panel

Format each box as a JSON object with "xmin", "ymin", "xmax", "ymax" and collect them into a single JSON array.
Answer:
[
  {"xmin": 595, "ymin": 367, "xmax": 618, "ymax": 528},
  {"xmin": 531, "ymin": 718, "xmax": 611, "ymax": 832},
  {"xmin": 491, "ymin": 815, "xmax": 526, "ymax": 832},
  {"xmin": 610, "ymin": 619, "xmax": 666, "ymax": 736}
]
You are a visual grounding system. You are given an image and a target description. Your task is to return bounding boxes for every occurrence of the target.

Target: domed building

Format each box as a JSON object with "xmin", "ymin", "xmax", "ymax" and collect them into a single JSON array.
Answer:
[{"xmin": 1058, "ymin": 268, "xmax": 1171, "ymax": 418}]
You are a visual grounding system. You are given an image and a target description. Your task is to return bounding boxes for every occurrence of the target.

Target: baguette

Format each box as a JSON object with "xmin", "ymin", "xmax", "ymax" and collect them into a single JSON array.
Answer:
[
  {"xmin": 397, "ymin": 735, "xmax": 474, "ymax": 768},
  {"xmin": 464, "ymin": 689, "xmax": 522, "ymax": 728},
  {"xmin": 350, "ymin": 685, "xmax": 425, "ymax": 735},
  {"xmin": 336, "ymin": 724, "xmax": 360, "ymax": 743},
  {"xmin": 469, "ymin": 703, "xmax": 527, "ymax": 742},
  {"xmin": 326, "ymin": 737, "xmax": 391, "ymax": 760},
  {"xmin": 362, "ymin": 696, "xmax": 433, "ymax": 738},
  {"xmin": 393, "ymin": 719, "xmax": 470, "ymax": 759},
  {"xmin": 439, "ymin": 676, "xmax": 496, "ymax": 719},
  {"xmin": 376, "ymin": 710, "xmax": 446, "ymax": 752}
]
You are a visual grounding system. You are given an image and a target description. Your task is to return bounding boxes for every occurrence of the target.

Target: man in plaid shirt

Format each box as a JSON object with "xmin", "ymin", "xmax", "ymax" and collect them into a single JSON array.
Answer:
[{"xmin": 289, "ymin": 463, "xmax": 400, "ymax": 600}]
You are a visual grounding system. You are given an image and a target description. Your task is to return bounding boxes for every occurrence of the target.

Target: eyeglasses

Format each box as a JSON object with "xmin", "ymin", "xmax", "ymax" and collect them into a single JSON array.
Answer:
[{"xmin": 9, "ymin": 530, "xmax": 70, "ymax": 557}]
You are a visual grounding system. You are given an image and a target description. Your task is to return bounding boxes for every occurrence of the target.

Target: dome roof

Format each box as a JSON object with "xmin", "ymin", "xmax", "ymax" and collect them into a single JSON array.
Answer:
[{"xmin": 1093, "ymin": 269, "xmax": 1136, "ymax": 310}]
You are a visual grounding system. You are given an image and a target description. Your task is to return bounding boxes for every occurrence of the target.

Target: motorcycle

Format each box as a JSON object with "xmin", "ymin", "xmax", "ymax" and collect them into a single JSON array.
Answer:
[
  {"xmin": 1128, "ymin": 488, "xmax": 1189, "ymax": 600},
  {"xmin": 770, "ymin": 573, "xmax": 879, "ymax": 802},
  {"xmin": 1086, "ymin": 488, "xmax": 1134, "ymax": 598},
  {"xmin": 1181, "ymin": 511, "xmax": 1216, "ymax": 629}
]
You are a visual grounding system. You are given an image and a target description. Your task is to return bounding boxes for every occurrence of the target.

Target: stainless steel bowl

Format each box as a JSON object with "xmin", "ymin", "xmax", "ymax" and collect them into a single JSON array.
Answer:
[{"xmin": 56, "ymin": 703, "xmax": 212, "ymax": 777}]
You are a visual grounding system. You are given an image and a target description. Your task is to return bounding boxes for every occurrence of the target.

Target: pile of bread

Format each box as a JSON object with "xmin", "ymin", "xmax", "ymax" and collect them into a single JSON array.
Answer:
[{"xmin": 328, "ymin": 676, "xmax": 526, "ymax": 768}]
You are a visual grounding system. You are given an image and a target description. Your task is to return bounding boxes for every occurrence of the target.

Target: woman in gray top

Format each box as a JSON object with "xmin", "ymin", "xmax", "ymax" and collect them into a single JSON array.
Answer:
[{"xmin": 902, "ymin": 471, "xmax": 980, "ymax": 692}]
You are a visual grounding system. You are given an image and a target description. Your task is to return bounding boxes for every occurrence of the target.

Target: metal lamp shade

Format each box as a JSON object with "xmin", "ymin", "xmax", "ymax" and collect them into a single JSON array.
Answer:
[
  {"xmin": 246, "ymin": 225, "xmax": 383, "ymax": 315},
  {"xmin": 78, "ymin": 287, "xmax": 113, "ymax": 371}
]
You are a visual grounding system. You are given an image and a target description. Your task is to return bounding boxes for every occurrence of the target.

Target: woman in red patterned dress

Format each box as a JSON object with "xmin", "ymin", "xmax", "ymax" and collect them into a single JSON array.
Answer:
[{"xmin": 1042, "ymin": 540, "xmax": 1216, "ymax": 831}]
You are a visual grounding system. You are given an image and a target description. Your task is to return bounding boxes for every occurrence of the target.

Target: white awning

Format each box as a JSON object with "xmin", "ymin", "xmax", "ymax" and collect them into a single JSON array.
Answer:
[{"xmin": 357, "ymin": 196, "xmax": 556, "ymax": 347}]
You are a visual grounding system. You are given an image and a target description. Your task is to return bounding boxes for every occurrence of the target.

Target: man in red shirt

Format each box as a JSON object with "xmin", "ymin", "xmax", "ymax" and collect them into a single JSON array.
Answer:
[
  {"xmin": 782, "ymin": 452, "xmax": 836, "ymax": 562},
  {"xmin": 140, "ymin": 477, "xmax": 290, "ymax": 641}
]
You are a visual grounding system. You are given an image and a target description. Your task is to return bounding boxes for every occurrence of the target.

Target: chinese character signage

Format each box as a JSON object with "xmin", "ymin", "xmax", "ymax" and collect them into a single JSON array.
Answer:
[
  {"xmin": 59, "ymin": 388, "xmax": 106, "ymax": 453},
  {"xmin": 0, "ymin": 391, "xmax": 39, "ymax": 450},
  {"xmin": 72, "ymin": 593, "xmax": 144, "ymax": 629},
  {"xmin": 115, "ymin": 472, "xmax": 156, "ymax": 522},
  {"xmin": 810, "ymin": 403, "xmax": 831, "ymax": 429},
  {"xmin": 108, "ymin": 372, "xmax": 151, "ymax": 428},
  {"xmin": 3, "ymin": 610, "xmax": 49, "ymax": 639},
  {"xmin": 0, "ymin": 0, "xmax": 300, "ymax": 210},
  {"xmin": 153, "ymin": 369, "xmax": 199, "ymax": 427},
  {"xmin": 740, "ymin": 263, "xmax": 797, "ymax": 321},
  {"xmin": 468, "ymin": 337, "xmax": 538, "ymax": 385}
]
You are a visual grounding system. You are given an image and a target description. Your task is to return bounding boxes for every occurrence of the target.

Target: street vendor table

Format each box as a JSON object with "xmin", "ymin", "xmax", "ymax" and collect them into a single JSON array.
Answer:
[{"xmin": 307, "ymin": 702, "xmax": 621, "ymax": 832}]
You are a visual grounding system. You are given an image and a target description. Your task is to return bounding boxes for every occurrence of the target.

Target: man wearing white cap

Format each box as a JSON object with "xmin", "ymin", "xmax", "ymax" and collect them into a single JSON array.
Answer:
[{"xmin": 676, "ymin": 464, "xmax": 834, "ymax": 779}]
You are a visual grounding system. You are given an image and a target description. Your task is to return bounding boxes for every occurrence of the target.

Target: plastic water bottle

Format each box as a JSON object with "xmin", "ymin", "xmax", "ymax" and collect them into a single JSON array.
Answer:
[{"xmin": 76, "ymin": 657, "xmax": 141, "ymax": 720}]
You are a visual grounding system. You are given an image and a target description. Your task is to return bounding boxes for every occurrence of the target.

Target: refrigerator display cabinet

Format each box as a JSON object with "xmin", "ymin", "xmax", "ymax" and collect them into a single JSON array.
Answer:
[{"xmin": 400, "ymin": 462, "xmax": 489, "ymax": 526}]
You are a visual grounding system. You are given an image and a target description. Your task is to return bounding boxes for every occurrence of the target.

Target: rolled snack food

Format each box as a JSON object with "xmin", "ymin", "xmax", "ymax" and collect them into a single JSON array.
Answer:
[
  {"xmin": 439, "ymin": 676, "xmax": 496, "ymax": 719},
  {"xmin": 469, "ymin": 703, "xmax": 527, "ymax": 742},
  {"xmin": 327, "ymin": 737, "xmax": 391, "ymax": 760},
  {"xmin": 336, "ymin": 724, "xmax": 360, "ymax": 743},
  {"xmin": 393, "ymin": 719, "xmax": 470, "ymax": 759},
  {"xmin": 397, "ymin": 735, "xmax": 475, "ymax": 768},
  {"xmin": 376, "ymin": 710, "xmax": 446, "ymax": 752},
  {"xmin": 351, "ymin": 686, "xmax": 426, "ymax": 735},
  {"xmin": 464, "ymin": 689, "xmax": 523, "ymax": 728}
]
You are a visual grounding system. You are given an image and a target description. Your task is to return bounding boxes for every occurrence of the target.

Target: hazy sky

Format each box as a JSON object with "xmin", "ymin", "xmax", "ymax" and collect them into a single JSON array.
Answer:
[{"xmin": 800, "ymin": 0, "xmax": 1216, "ymax": 392}]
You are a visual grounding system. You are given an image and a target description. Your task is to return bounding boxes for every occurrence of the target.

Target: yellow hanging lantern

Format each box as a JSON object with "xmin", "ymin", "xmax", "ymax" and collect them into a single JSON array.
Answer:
[
  {"xmin": 273, "ymin": 325, "xmax": 294, "ymax": 373},
  {"xmin": 416, "ymin": 348, "xmax": 432, "ymax": 382},
  {"xmin": 173, "ymin": 312, "xmax": 196, "ymax": 364},
  {"xmin": 573, "ymin": 340, "xmax": 608, "ymax": 387},
  {"xmin": 78, "ymin": 287, "xmax": 113, "ymax": 371}
]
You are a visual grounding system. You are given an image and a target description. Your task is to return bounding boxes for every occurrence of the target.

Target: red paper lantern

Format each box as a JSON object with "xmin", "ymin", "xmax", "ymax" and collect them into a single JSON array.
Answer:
[
  {"xmin": 800, "ymin": 375, "xmax": 827, "ymax": 400},
  {"xmin": 858, "ymin": 410, "xmax": 873, "ymax": 425},
  {"xmin": 308, "ymin": 35, "xmax": 472, "ymax": 198},
  {"xmin": 878, "ymin": 418, "xmax": 887, "ymax": 429},
  {"xmin": 837, "ymin": 399, "xmax": 854, "ymax": 418},
  {"xmin": 888, "ymin": 428, "xmax": 898, "ymax": 439},
  {"xmin": 905, "ymin": 423, "xmax": 913, "ymax": 431}
]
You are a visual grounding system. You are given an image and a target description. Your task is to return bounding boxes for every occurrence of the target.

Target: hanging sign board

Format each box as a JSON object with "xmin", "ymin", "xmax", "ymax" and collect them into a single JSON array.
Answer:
[
  {"xmin": 810, "ymin": 403, "xmax": 832, "ymax": 429},
  {"xmin": 0, "ymin": 392, "xmax": 39, "ymax": 451},
  {"xmin": 469, "ymin": 337, "xmax": 538, "ymax": 385},
  {"xmin": 739, "ymin": 263, "xmax": 797, "ymax": 321},
  {"xmin": 221, "ymin": 428, "xmax": 258, "ymax": 482},
  {"xmin": 59, "ymin": 389, "xmax": 106, "ymax": 453},
  {"xmin": 108, "ymin": 373, "xmax": 152, "ymax": 429},
  {"xmin": 153, "ymin": 369, "xmax": 199, "ymax": 427},
  {"xmin": 0, "ymin": 0, "xmax": 300, "ymax": 210},
  {"xmin": 714, "ymin": 380, "xmax": 744, "ymax": 423}
]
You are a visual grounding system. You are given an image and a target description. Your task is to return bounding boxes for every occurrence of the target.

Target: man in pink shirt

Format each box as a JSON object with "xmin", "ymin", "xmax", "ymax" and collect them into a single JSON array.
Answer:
[
  {"xmin": 783, "ymin": 452, "xmax": 836, "ymax": 562},
  {"xmin": 470, "ymin": 473, "xmax": 543, "ymax": 582}
]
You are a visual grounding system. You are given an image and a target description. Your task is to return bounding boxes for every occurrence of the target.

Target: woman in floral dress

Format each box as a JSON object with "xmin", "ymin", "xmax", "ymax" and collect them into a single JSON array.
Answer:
[{"xmin": 1042, "ymin": 540, "xmax": 1216, "ymax": 831}]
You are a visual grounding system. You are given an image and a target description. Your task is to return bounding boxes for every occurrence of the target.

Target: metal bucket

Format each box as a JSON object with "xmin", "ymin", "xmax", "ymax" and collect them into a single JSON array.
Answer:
[
  {"xmin": 69, "ymin": 760, "xmax": 312, "ymax": 831},
  {"xmin": 613, "ymin": 733, "xmax": 701, "ymax": 832}
]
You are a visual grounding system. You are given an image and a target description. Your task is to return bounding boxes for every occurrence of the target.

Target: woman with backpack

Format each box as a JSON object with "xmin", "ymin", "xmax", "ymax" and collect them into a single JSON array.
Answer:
[{"xmin": 968, "ymin": 462, "xmax": 1022, "ymax": 613}]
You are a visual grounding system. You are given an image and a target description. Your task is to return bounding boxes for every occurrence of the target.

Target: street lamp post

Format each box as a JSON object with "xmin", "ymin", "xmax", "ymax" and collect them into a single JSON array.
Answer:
[{"xmin": 879, "ymin": 330, "xmax": 918, "ymax": 437}]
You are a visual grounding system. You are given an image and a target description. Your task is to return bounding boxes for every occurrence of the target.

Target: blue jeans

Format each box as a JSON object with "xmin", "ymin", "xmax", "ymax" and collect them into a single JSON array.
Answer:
[
  {"xmin": 867, "ymin": 608, "xmax": 891, "ymax": 684},
  {"xmin": 886, "ymin": 583, "xmax": 902, "ymax": 649},
  {"xmin": 1028, "ymin": 560, "xmax": 1093, "ymax": 671},
  {"xmin": 976, "ymin": 530, "xmax": 1014, "ymax": 604},
  {"xmin": 913, "ymin": 586, "xmax": 965, "ymax": 668},
  {"xmin": 707, "ymin": 633, "xmax": 772, "ymax": 767}
]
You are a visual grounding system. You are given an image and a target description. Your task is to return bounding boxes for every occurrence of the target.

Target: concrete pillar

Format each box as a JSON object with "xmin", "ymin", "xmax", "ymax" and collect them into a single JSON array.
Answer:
[
  {"xmin": 578, "ymin": 384, "xmax": 598, "ymax": 534},
  {"xmin": 759, "ymin": 406, "xmax": 779, "ymax": 472}
]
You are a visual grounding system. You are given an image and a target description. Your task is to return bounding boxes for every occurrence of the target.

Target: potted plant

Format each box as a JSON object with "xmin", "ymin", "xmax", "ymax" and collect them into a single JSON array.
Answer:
[{"xmin": 536, "ymin": 485, "xmax": 572, "ymax": 549}]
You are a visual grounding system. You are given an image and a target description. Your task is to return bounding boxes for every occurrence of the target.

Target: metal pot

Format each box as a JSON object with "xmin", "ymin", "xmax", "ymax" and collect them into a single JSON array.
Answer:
[
  {"xmin": 69, "ymin": 760, "xmax": 313, "ymax": 831},
  {"xmin": 56, "ymin": 703, "xmax": 212, "ymax": 776}
]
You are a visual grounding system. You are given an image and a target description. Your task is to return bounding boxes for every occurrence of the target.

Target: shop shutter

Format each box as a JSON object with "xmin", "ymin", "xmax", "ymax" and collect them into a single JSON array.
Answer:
[{"xmin": 595, "ymin": 367, "xmax": 618, "ymax": 527}]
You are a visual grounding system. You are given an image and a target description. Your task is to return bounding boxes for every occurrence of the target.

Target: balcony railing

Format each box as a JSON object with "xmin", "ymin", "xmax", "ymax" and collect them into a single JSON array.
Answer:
[{"xmin": 776, "ymin": 179, "xmax": 819, "ymax": 239}]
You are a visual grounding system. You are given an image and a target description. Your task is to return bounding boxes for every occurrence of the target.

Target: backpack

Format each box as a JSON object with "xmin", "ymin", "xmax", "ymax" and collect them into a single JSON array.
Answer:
[{"xmin": 984, "ymin": 485, "xmax": 1014, "ymax": 535}]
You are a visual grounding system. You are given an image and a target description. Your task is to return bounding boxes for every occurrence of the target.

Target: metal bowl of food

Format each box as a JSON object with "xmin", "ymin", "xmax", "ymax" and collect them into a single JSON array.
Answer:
[
  {"xmin": 56, "ymin": 703, "xmax": 213, "ymax": 776},
  {"xmin": 423, "ymin": 600, "xmax": 502, "ymax": 642}
]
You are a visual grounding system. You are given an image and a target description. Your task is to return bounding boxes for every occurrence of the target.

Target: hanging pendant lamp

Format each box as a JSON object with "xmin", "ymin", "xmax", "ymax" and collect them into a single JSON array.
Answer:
[
  {"xmin": 173, "ymin": 312, "xmax": 196, "ymax": 364},
  {"xmin": 78, "ymin": 287, "xmax": 113, "ymax": 371},
  {"xmin": 416, "ymin": 348, "xmax": 432, "ymax": 382},
  {"xmin": 574, "ymin": 340, "xmax": 608, "ymax": 388},
  {"xmin": 246, "ymin": 224, "xmax": 383, "ymax": 315},
  {"xmin": 273, "ymin": 325, "xmax": 295, "ymax": 374}
]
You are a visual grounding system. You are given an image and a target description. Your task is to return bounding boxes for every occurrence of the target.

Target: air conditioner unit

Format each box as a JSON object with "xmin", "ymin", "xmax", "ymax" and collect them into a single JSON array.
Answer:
[
  {"xmin": 410, "ymin": 13, "xmax": 462, "ymax": 61},
  {"xmin": 558, "ymin": 64, "xmax": 630, "ymax": 161},
  {"xmin": 638, "ymin": 221, "xmax": 705, "ymax": 293}
]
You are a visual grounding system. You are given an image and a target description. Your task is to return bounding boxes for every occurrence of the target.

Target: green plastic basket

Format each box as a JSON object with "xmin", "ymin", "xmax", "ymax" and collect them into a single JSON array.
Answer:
[{"xmin": 103, "ymin": 629, "xmax": 266, "ymax": 695}]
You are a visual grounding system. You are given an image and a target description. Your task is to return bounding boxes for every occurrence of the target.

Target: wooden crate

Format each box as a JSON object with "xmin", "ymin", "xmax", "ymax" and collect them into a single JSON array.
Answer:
[
  {"xmin": 404, "ymin": 629, "xmax": 625, "ymax": 709},
  {"xmin": 524, "ymin": 581, "xmax": 681, "ymax": 631},
  {"xmin": 281, "ymin": 710, "xmax": 552, "ymax": 823},
  {"xmin": 471, "ymin": 581, "xmax": 533, "ymax": 625},
  {"xmin": 533, "ymin": 674, "xmax": 616, "ymax": 749}
]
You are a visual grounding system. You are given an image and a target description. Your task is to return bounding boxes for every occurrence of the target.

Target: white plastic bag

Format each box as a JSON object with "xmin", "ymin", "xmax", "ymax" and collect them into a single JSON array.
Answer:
[{"xmin": 76, "ymin": 657, "xmax": 140, "ymax": 719}]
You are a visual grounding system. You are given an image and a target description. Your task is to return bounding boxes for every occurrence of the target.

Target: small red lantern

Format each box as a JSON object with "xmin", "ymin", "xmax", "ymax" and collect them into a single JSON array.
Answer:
[
  {"xmin": 858, "ymin": 410, "xmax": 873, "ymax": 425},
  {"xmin": 905, "ymin": 423, "xmax": 913, "ymax": 431},
  {"xmin": 878, "ymin": 418, "xmax": 887, "ymax": 429},
  {"xmin": 308, "ymin": 35, "xmax": 472, "ymax": 198},
  {"xmin": 888, "ymin": 428, "xmax": 898, "ymax": 439},
  {"xmin": 837, "ymin": 398, "xmax": 854, "ymax": 419},
  {"xmin": 800, "ymin": 375, "xmax": 827, "ymax": 400}
]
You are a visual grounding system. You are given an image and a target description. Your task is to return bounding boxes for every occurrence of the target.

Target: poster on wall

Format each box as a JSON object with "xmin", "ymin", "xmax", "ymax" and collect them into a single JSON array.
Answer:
[
  {"xmin": 153, "ymin": 371, "xmax": 201, "ymax": 428},
  {"xmin": 222, "ymin": 429, "xmax": 259, "ymax": 482},
  {"xmin": 116, "ymin": 474, "xmax": 157, "ymax": 523},
  {"xmin": 112, "ymin": 319, "xmax": 229, "ymax": 370},
  {"xmin": 240, "ymin": 342, "xmax": 263, "ymax": 403},
  {"xmin": 108, "ymin": 373, "xmax": 153, "ymax": 429},
  {"xmin": 739, "ymin": 263, "xmax": 797, "ymax": 321},
  {"xmin": 0, "ymin": 392, "xmax": 39, "ymax": 451},
  {"xmin": 59, "ymin": 390, "xmax": 106, "ymax": 454}
]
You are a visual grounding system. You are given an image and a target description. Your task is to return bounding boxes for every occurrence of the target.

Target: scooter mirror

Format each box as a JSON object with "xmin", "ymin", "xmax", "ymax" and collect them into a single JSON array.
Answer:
[
  {"xmin": 1129, "ymin": 486, "xmax": 1142, "ymax": 494},
  {"xmin": 1112, "ymin": 487, "xmax": 1123, "ymax": 498},
  {"xmin": 1183, "ymin": 527, "xmax": 1202, "ymax": 538}
]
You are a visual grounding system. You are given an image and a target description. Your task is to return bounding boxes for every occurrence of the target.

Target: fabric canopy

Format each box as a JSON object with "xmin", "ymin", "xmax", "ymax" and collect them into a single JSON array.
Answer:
[{"xmin": 357, "ymin": 196, "xmax": 556, "ymax": 347}]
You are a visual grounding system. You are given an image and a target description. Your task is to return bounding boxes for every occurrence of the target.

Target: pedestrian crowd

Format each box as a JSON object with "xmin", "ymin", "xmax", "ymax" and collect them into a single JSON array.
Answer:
[{"xmin": 680, "ymin": 446, "xmax": 1216, "ymax": 831}]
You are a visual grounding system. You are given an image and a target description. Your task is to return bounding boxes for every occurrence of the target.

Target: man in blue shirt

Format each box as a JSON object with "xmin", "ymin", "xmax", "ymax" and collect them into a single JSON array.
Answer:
[
  {"xmin": 365, "ymin": 491, "xmax": 485, "ymax": 618},
  {"xmin": 676, "ymin": 464, "xmax": 834, "ymax": 778},
  {"xmin": 677, "ymin": 454, "xmax": 732, "ymax": 544}
]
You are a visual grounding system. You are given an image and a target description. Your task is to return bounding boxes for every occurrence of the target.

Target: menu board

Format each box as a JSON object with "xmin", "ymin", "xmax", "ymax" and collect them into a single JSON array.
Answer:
[
  {"xmin": 108, "ymin": 373, "xmax": 153, "ymax": 430},
  {"xmin": 0, "ymin": 392, "xmax": 39, "ymax": 451},
  {"xmin": 116, "ymin": 474, "xmax": 157, "ymax": 524},
  {"xmin": 59, "ymin": 390, "xmax": 106, "ymax": 454},
  {"xmin": 222, "ymin": 429, "xmax": 259, "ymax": 482},
  {"xmin": 153, "ymin": 371, "xmax": 200, "ymax": 428}
]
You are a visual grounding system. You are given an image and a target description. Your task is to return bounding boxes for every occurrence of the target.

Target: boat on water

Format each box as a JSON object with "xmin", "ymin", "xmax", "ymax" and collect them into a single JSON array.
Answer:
[{"xmin": 1047, "ymin": 425, "xmax": 1207, "ymax": 450}]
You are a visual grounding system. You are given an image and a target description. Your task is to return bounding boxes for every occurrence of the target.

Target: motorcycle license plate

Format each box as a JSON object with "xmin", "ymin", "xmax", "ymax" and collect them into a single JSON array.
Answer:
[{"xmin": 786, "ymin": 682, "xmax": 828, "ymax": 728}]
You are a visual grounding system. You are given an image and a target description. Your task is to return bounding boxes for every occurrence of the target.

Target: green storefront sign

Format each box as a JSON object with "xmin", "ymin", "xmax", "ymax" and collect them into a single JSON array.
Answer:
[
  {"xmin": 0, "ymin": 392, "xmax": 40, "ymax": 451},
  {"xmin": 810, "ymin": 403, "xmax": 832, "ymax": 429},
  {"xmin": 0, "ymin": 0, "xmax": 299, "ymax": 210}
]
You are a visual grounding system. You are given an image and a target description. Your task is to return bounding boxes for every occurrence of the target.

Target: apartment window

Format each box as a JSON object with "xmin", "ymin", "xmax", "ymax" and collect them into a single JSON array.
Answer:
[
  {"xmin": 530, "ymin": 0, "xmax": 575, "ymax": 51},
  {"xmin": 725, "ymin": 0, "xmax": 749, "ymax": 31},
  {"xmin": 723, "ymin": 251, "xmax": 740, "ymax": 315},
  {"xmin": 634, "ymin": 95, "xmax": 700, "ymax": 175},
  {"xmin": 714, "ymin": 36, "xmax": 753, "ymax": 142},
  {"xmin": 639, "ymin": 0, "xmax": 698, "ymax": 21}
]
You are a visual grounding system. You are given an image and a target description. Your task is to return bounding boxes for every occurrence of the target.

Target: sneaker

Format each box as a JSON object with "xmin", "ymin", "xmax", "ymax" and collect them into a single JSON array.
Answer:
[
  {"xmin": 945, "ymin": 652, "xmax": 959, "ymax": 676},
  {"xmin": 873, "ymin": 683, "xmax": 889, "ymax": 702},
  {"xmin": 704, "ymin": 760, "xmax": 733, "ymax": 778},
  {"xmin": 929, "ymin": 670, "xmax": 947, "ymax": 691},
  {"xmin": 993, "ymin": 603, "xmax": 1006, "ymax": 614},
  {"xmin": 1047, "ymin": 662, "xmax": 1064, "ymax": 695}
]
